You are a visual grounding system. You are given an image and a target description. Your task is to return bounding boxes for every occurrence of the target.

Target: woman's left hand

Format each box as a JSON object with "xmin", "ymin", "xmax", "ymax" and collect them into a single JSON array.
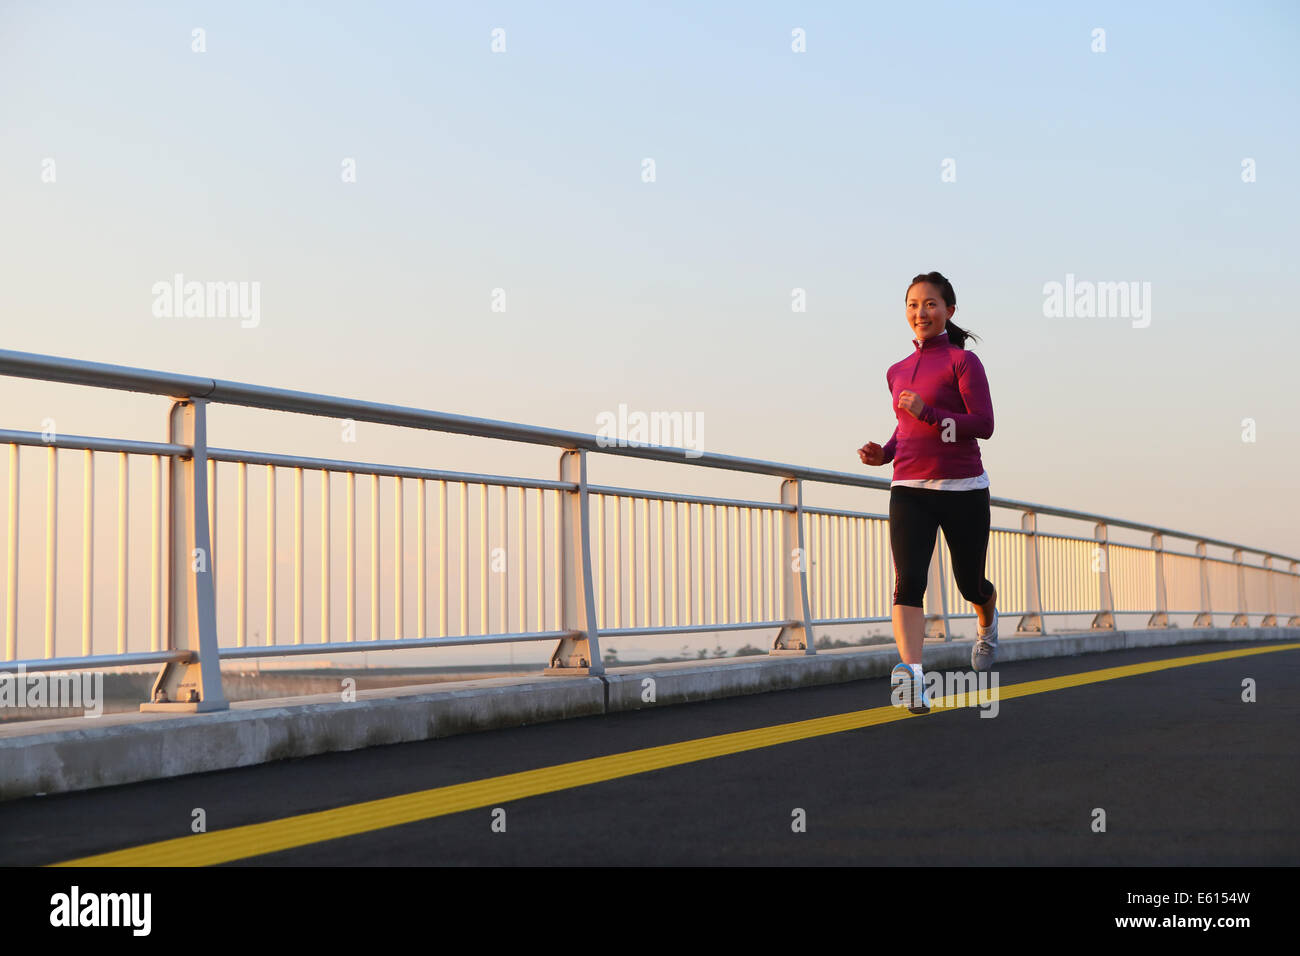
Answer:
[{"xmin": 897, "ymin": 390, "xmax": 926, "ymax": 419}]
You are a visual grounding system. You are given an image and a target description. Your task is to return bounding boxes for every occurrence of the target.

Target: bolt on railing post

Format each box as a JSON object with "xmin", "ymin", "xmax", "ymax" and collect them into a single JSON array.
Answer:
[
  {"xmin": 1261, "ymin": 556, "xmax": 1278, "ymax": 627},
  {"xmin": 771, "ymin": 478, "xmax": 814, "ymax": 655},
  {"xmin": 545, "ymin": 449, "xmax": 603, "ymax": 675},
  {"xmin": 1193, "ymin": 541, "xmax": 1213, "ymax": 627},
  {"xmin": 141, "ymin": 399, "xmax": 228, "ymax": 712},
  {"xmin": 1148, "ymin": 532, "xmax": 1171, "ymax": 628},
  {"xmin": 924, "ymin": 538, "xmax": 948, "ymax": 641},
  {"xmin": 1017, "ymin": 511, "xmax": 1045, "ymax": 634},
  {"xmin": 1231, "ymin": 548, "xmax": 1249, "ymax": 627},
  {"xmin": 1090, "ymin": 522, "xmax": 1115, "ymax": 630}
]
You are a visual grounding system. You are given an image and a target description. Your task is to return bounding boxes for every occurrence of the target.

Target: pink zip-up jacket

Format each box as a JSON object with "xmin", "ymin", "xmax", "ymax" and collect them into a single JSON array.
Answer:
[{"xmin": 880, "ymin": 328, "xmax": 994, "ymax": 480}]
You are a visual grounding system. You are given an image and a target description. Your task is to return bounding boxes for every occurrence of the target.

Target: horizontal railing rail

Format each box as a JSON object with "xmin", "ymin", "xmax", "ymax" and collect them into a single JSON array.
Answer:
[{"xmin": 1, "ymin": 348, "xmax": 1296, "ymax": 714}]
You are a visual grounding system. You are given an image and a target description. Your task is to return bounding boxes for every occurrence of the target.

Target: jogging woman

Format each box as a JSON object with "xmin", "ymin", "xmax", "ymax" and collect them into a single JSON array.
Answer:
[{"xmin": 857, "ymin": 271, "xmax": 999, "ymax": 714}]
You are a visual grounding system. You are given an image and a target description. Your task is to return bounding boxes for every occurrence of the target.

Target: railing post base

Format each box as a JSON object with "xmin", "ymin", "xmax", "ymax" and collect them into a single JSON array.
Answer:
[
  {"xmin": 1146, "ymin": 612, "xmax": 1172, "ymax": 628},
  {"xmin": 1016, "ymin": 614, "xmax": 1043, "ymax": 634},
  {"xmin": 543, "ymin": 661, "xmax": 595, "ymax": 676},
  {"xmin": 1261, "ymin": 615, "xmax": 1277, "ymax": 627},
  {"xmin": 770, "ymin": 625, "xmax": 809, "ymax": 655},
  {"xmin": 1230, "ymin": 614, "xmax": 1250, "ymax": 627},
  {"xmin": 1090, "ymin": 611, "xmax": 1115, "ymax": 630},
  {"xmin": 924, "ymin": 615, "xmax": 946, "ymax": 641},
  {"xmin": 1193, "ymin": 613, "xmax": 1213, "ymax": 627},
  {"xmin": 141, "ymin": 660, "xmax": 226, "ymax": 712},
  {"xmin": 141, "ymin": 659, "xmax": 227, "ymax": 712}
]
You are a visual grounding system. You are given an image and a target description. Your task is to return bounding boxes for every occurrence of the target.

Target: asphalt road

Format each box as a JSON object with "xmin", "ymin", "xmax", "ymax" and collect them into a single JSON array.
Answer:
[{"xmin": 2, "ymin": 640, "xmax": 1296, "ymax": 866}]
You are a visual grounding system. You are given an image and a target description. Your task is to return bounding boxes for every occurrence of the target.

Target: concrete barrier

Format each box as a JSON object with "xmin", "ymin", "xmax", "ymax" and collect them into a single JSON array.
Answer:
[{"xmin": 2, "ymin": 626, "xmax": 1296, "ymax": 801}]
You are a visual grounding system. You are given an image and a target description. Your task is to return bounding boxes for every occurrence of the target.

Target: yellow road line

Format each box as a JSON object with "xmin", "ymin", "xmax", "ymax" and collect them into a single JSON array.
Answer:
[{"xmin": 51, "ymin": 642, "xmax": 1299, "ymax": 867}]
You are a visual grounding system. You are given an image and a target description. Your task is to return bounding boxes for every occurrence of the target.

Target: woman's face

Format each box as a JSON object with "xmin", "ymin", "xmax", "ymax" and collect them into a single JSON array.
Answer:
[{"xmin": 906, "ymin": 282, "xmax": 955, "ymax": 341}]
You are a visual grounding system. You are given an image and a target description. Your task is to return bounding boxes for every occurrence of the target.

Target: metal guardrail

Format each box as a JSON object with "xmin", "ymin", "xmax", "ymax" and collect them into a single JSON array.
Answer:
[{"xmin": 0, "ymin": 348, "xmax": 1296, "ymax": 713}]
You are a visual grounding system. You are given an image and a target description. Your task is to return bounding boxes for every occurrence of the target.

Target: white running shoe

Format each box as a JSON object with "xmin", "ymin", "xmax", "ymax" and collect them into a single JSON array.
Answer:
[{"xmin": 890, "ymin": 663, "xmax": 931, "ymax": 714}]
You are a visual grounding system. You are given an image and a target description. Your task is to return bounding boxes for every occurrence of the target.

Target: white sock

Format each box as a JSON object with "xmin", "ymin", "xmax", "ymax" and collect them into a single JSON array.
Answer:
[
  {"xmin": 913, "ymin": 664, "xmax": 931, "ymax": 703},
  {"xmin": 978, "ymin": 608, "xmax": 998, "ymax": 637}
]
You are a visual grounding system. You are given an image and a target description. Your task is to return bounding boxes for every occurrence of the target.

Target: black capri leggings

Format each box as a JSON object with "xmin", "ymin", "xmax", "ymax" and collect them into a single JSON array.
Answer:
[{"xmin": 889, "ymin": 485, "xmax": 996, "ymax": 608}]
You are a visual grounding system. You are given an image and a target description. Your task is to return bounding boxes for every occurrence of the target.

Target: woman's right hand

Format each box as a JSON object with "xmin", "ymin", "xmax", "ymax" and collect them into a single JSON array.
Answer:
[{"xmin": 858, "ymin": 442, "xmax": 884, "ymax": 466}]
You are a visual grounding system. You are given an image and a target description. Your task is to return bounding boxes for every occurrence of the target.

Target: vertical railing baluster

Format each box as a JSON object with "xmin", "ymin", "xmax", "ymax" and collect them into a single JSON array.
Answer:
[
  {"xmin": 552, "ymin": 489, "xmax": 560, "ymax": 632},
  {"xmin": 460, "ymin": 481, "xmax": 468, "ymax": 636},
  {"xmin": 684, "ymin": 502, "xmax": 693, "ymax": 625},
  {"xmin": 122, "ymin": 452, "xmax": 131, "ymax": 655},
  {"xmin": 518, "ymin": 486, "xmax": 526, "ymax": 633},
  {"xmin": 440, "ymin": 480, "xmax": 448, "ymax": 638},
  {"xmin": 535, "ymin": 487, "xmax": 544, "ymax": 632},
  {"xmin": 237, "ymin": 461, "xmax": 247, "ymax": 647},
  {"xmin": 743, "ymin": 507, "xmax": 752, "ymax": 623},
  {"xmin": 321, "ymin": 471, "xmax": 330, "ymax": 642},
  {"xmin": 5, "ymin": 445, "xmax": 18, "ymax": 660},
  {"xmin": 347, "ymin": 471, "xmax": 356, "ymax": 642},
  {"xmin": 835, "ymin": 514, "xmax": 843, "ymax": 622},
  {"xmin": 208, "ymin": 458, "xmax": 217, "ymax": 600},
  {"xmin": 707, "ymin": 504, "xmax": 716, "ymax": 626},
  {"xmin": 720, "ymin": 505, "xmax": 728, "ymax": 625},
  {"xmin": 417, "ymin": 477, "xmax": 425, "ymax": 638},
  {"xmin": 613, "ymin": 496, "xmax": 622, "ymax": 629},
  {"xmin": 82, "ymin": 449, "xmax": 93, "ymax": 656},
  {"xmin": 479, "ymin": 483, "xmax": 488, "ymax": 634},
  {"xmin": 267, "ymin": 464, "xmax": 276, "ymax": 646},
  {"xmin": 371, "ymin": 474, "xmax": 380, "ymax": 640},
  {"xmin": 395, "ymin": 475, "xmax": 404, "ymax": 639},
  {"xmin": 596, "ymin": 493, "xmax": 605, "ymax": 628},
  {"xmin": 657, "ymin": 498, "xmax": 665, "ymax": 628},
  {"xmin": 624, "ymin": 494, "xmax": 634, "ymax": 629},
  {"xmin": 43, "ymin": 446, "xmax": 56, "ymax": 659},
  {"xmin": 642, "ymin": 496, "xmax": 651, "ymax": 630},
  {"xmin": 294, "ymin": 467, "xmax": 303, "ymax": 645},
  {"xmin": 497, "ymin": 483, "xmax": 506, "ymax": 633},
  {"xmin": 759, "ymin": 509, "xmax": 769, "ymax": 621},
  {"xmin": 670, "ymin": 500, "xmax": 679, "ymax": 628}
]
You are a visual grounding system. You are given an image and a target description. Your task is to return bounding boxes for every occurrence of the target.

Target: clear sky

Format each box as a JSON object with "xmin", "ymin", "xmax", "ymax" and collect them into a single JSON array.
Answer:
[{"xmin": 1, "ymin": 1, "xmax": 1297, "ymax": 665}]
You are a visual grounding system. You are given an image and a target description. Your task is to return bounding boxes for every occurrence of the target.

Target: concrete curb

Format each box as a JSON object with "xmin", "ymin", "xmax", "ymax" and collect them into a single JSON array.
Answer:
[{"xmin": 2, "ymin": 626, "xmax": 1297, "ymax": 801}]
